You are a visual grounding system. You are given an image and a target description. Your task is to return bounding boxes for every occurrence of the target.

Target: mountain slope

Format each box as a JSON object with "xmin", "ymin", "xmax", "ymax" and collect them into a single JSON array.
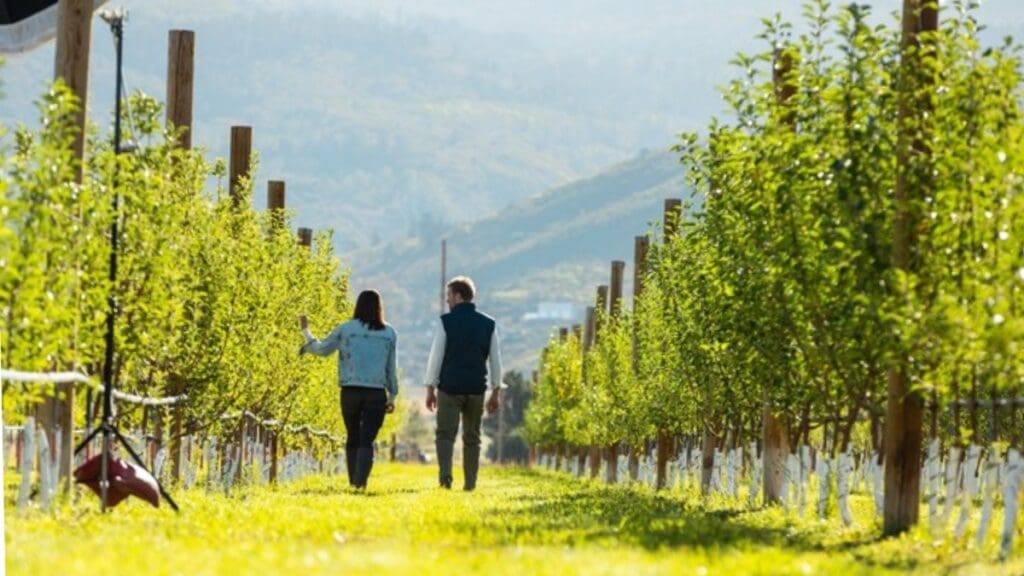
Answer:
[{"xmin": 345, "ymin": 149, "xmax": 692, "ymax": 381}]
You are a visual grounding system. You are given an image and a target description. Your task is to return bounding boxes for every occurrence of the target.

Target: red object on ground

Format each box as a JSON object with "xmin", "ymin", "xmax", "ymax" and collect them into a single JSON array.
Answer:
[{"xmin": 74, "ymin": 453, "xmax": 160, "ymax": 508}]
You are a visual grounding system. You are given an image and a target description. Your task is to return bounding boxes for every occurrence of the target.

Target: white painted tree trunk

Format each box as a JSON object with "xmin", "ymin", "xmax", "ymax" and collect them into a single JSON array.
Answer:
[
  {"xmin": 976, "ymin": 445, "xmax": 1001, "ymax": 547},
  {"xmin": 18, "ymin": 417, "xmax": 36, "ymax": 509},
  {"xmin": 799, "ymin": 445, "xmax": 812, "ymax": 517},
  {"xmin": 926, "ymin": 438, "xmax": 941, "ymax": 530},
  {"xmin": 838, "ymin": 450, "xmax": 854, "ymax": 526},
  {"xmin": 710, "ymin": 450, "xmax": 722, "ymax": 494},
  {"xmin": 940, "ymin": 446, "xmax": 961, "ymax": 528},
  {"xmin": 783, "ymin": 452, "xmax": 798, "ymax": 512},
  {"xmin": 954, "ymin": 444, "xmax": 981, "ymax": 540},
  {"xmin": 37, "ymin": 428, "xmax": 53, "ymax": 509},
  {"xmin": 872, "ymin": 453, "xmax": 885, "ymax": 518},
  {"xmin": 747, "ymin": 442, "xmax": 761, "ymax": 508},
  {"xmin": 999, "ymin": 449, "xmax": 1023, "ymax": 560},
  {"xmin": 816, "ymin": 456, "xmax": 830, "ymax": 519}
]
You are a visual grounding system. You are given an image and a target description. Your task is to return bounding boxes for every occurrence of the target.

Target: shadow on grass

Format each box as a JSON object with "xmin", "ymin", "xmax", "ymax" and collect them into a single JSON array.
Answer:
[{"xmin": 465, "ymin": 470, "xmax": 883, "ymax": 561}]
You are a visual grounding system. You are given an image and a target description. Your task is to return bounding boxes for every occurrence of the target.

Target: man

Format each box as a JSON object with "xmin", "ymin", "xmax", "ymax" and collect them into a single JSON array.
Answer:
[{"xmin": 424, "ymin": 276, "xmax": 503, "ymax": 491}]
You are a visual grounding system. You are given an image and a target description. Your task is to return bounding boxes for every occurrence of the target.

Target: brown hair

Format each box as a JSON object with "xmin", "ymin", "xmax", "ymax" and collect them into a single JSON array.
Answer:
[
  {"xmin": 447, "ymin": 276, "xmax": 476, "ymax": 302},
  {"xmin": 353, "ymin": 290, "xmax": 386, "ymax": 330}
]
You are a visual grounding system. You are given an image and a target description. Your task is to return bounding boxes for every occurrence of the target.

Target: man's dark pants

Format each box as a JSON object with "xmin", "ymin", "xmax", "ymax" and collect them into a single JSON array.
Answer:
[{"xmin": 435, "ymin": 389, "xmax": 484, "ymax": 490}]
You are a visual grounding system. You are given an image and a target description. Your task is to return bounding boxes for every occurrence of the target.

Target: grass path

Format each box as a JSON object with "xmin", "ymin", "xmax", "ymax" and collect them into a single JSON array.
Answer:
[{"xmin": 5, "ymin": 463, "xmax": 1021, "ymax": 575}]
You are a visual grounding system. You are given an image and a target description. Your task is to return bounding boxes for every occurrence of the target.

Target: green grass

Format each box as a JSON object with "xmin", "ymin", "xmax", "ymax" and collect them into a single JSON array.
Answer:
[{"xmin": 5, "ymin": 464, "xmax": 1023, "ymax": 575}]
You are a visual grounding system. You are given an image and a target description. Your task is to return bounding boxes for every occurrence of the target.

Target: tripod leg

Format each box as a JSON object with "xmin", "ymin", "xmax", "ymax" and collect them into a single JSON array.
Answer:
[
  {"xmin": 74, "ymin": 424, "xmax": 103, "ymax": 455},
  {"xmin": 112, "ymin": 426, "xmax": 180, "ymax": 512}
]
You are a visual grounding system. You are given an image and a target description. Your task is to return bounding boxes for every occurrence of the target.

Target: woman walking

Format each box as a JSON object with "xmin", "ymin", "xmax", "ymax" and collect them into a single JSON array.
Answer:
[{"xmin": 300, "ymin": 290, "xmax": 398, "ymax": 489}]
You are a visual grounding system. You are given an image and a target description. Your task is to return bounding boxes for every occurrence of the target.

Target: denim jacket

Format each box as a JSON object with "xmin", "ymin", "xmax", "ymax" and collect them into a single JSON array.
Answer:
[{"xmin": 301, "ymin": 319, "xmax": 398, "ymax": 399}]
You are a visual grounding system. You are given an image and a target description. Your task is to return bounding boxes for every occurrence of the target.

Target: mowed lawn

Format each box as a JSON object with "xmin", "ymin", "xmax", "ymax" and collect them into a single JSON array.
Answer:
[{"xmin": 5, "ymin": 463, "xmax": 1021, "ymax": 575}]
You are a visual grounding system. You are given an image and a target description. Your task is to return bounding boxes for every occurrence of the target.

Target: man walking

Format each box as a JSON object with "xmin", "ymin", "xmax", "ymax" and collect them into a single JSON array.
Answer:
[{"xmin": 424, "ymin": 276, "xmax": 503, "ymax": 491}]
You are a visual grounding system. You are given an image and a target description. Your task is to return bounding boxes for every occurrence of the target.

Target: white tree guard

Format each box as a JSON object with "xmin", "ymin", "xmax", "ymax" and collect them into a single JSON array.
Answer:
[
  {"xmin": 999, "ymin": 449, "xmax": 1023, "ymax": 560},
  {"xmin": 816, "ymin": 456, "xmax": 830, "ymax": 519},
  {"xmin": 872, "ymin": 454, "xmax": 885, "ymax": 518},
  {"xmin": 799, "ymin": 445, "xmax": 812, "ymax": 517},
  {"xmin": 689, "ymin": 450, "xmax": 701, "ymax": 489},
  {"xmin": 37, "ymin": 429, "xmax": 53, "ymax": 509},
  {"xmin": 184, "ymin": 438, "xmax": 198, "ymax": 490},
  {"xmin": 204, "ymin": 440, "xmax": 218, "ymax": 491},
  {"xmin": 747, "ymin": 442, "xmax": 762, "ymax": 508},
  {"xmin": 926, "ymin": 438, "xmax": 941, "ymax": 531},
  {"xmin": 18, "ymin": 417, "xmax": 36, "ymax": 509},
  {"xmin": 940, "ymin": 446, "xmax": 961, "ymax": 528},
  {"xmin": 954, "ymin": 444, "xmax": 981, "ymax": 540},
  {"xmin": 710, "ymin": 450, "xmax": 722, "ymax": 494},
  {"xmin": 837, "ymin": 450, "xmax": 855, "ymax": 526},
  {"xmin": 976, "ymin": 445, "xmax": 1001, "ymax": 547},
  {"xmin": 617, "ymin": 454, "xmax": 628, "ymax": 485},
  {"xmin": 782, "ymin": 452, "xmax": 798, "ymax": 512},
  {"xmin": 153, "ymin": 447, "xmax": 168, "ymax": 482}
]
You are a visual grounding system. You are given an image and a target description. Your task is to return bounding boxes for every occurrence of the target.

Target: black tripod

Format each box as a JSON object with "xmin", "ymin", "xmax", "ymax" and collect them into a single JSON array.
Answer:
[{"xmin": 73, "ymin": 8, "xmax": 178, "ymax": 513}]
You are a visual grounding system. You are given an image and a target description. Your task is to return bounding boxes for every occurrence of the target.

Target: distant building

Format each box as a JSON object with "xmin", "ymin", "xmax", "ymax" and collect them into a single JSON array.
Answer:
[{"xmin": 523, "ymin": 301, "xmax": 578, "ymax": 321}]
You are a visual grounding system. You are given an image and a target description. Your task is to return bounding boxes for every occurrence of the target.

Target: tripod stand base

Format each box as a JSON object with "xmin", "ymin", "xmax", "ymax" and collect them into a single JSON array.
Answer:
[
  {"xmin": 74, "ymin": 423, "xmax": 180, "ymax": 512},
  {"xmin": 74, "ymin": 452, "xmax": 160, "ymax": 508}
]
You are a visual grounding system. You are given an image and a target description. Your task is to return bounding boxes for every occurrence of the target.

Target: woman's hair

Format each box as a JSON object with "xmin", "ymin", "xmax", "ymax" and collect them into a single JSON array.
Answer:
[{"xmin": 353, "ymin": 290, "xmax": 386, "ymax": 330}]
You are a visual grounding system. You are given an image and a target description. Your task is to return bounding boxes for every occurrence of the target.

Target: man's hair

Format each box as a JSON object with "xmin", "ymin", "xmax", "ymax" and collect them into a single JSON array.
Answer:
[
  {"xmin": 447, "ymin": 276, "xmax": 476, "ymax": 302},
  {"xmin": 353, "ymin": 290, "xmax": 386, "ymax": 330}
]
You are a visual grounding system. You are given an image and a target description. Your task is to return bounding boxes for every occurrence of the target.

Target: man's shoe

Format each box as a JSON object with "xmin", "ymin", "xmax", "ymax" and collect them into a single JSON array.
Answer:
[
  {"xmin": 440, "ymin": 477, "xmax": 453, "ymax": 489},
  {"xmin": 463, "ymin": 485, "xmax": 475, "ymax": 492}
]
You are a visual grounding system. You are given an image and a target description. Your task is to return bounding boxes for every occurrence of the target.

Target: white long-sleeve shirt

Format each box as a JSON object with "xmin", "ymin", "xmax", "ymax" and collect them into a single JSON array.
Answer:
[{"xmin": 423, "ymin": 318, "xmax": 504, "ymax": 392}]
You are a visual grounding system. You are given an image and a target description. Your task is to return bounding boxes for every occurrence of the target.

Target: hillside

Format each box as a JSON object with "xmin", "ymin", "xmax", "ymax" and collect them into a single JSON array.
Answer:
[{"xmin": 345, "ymin": 149, "xmax": 691, "ymax": 384}]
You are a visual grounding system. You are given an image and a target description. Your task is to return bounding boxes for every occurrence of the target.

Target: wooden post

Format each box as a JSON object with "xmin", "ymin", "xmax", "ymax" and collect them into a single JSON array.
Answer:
[
  {"xmin": 441, "ymin": 239, "xmax": 447, "ymax": 314},
  {"xmin": 58, "ymin": 382, "xmax": 74, "ymax": 494},
  {"xmin": 51, "ymin": 0, "xmax": 93, "ymax": 494},
  {"xmin": 54, "ymin": 0, "xmax": 92, "ymax": 182},
  {"xmin": 229, "ymin": 126, "xmax": 253, "ymax": 207},
  {"xmin": 166, "ymin": 30, "xmax": 195, "ymax": 149},
  {"xmin": 609, "ymin": 261, "xmax": 625, "ymax": 317},
  {"xmin": 884, "ymin": 0, "xmax": 937, "ymax": 536},
  {"xmin": 268, "ymin": 180, "xmax": 286, "ymax": 229},
  {"xmin": 583, "ymin": 305, "xmax": 601, "ymax": 478},
  {"xmin": 761, "ymin": 48, "xmax": 798, "ymax": 507},
  {"xmin": 298, "ymin": 227, "xmax": 313, "ymax": 248},
  {"xmin": 269, "ymin": 431, "xmax": 279, "ymax": 485},
  {"xmin": 605, "ymin": 261, "xmax": 625, "ymax": 483}
]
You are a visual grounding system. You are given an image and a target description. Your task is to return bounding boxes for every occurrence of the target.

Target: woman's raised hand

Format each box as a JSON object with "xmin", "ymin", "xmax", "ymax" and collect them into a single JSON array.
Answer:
[{"xmin": 299, "ymin": 314, "xmax": 308, "ymax": 330}]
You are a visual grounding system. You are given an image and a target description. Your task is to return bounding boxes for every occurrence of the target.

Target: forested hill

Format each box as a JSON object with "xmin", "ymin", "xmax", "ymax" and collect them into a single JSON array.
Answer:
[{"xmin": 345, "ymin": 149, "xmax": 691, "ymax": 381}]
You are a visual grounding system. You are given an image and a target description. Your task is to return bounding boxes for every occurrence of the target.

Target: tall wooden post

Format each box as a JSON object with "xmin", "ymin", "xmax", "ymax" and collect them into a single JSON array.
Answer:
[
  {"xmin": 583, "ymin": 305, "xmax": 601, "ymax": 478},
  {"xmin": 165, "ymin": 30, "xmax": 195, "ymax": 484},
  {"xmin": 884, "ymin": 0, "xmax": 937, "ymax": 536},
  {"xmin": 762, "ymin": 48, "xmax": 797, "ymax": 507},
  {"xmin": 50, "ymin": 0, "xmax": 93, "ymax": 494},
  {"xmin": 268, "ymin": 180, "xmax": 286, "ymax": 230},
  {"xmin": 269, "ymin": 431, "xmax": 279, "ymax": 485},
  {"xmin": 629, "ymin": 234, "xmax": 652, "ymax": 483},
  {"xmin": 605, "ymin": 261, "xmax": 625, "ymax": 484},
  {"xmin": 166, "ymin": 30, "xmax": 195, "ymax": 149},
  {"xmin": 229, "ymin": 126, "xmax": 253, "ymax": 207},
  {"xmin": 54, "ymin": 0, "xmax": 92, "ymax": 181},
  {"xmin": 441, "ymin": 239, "xmax": 447, "ymax": 314}
]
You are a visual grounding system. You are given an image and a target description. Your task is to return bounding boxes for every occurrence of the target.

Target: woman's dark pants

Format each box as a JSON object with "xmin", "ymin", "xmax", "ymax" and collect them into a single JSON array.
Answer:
[{"xmin": 340, "ymin": 386, "xmax": 387, "ymax": 488}]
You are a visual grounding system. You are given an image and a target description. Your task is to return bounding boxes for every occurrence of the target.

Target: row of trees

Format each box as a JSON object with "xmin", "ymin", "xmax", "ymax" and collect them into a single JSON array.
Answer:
[
  {"xmin": 526, "ymin": 0, "xmax": 1024, "ymax": 535},
  {"xmin": 0, "ymin": 83, "xmax": 403, "ymax": 457}
]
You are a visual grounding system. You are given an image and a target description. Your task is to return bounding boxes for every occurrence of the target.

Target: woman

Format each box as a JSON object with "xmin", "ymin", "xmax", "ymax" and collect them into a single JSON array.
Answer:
[{"xmin": 300, "ymin": 290, "xmax": 398, "ymax": 489}]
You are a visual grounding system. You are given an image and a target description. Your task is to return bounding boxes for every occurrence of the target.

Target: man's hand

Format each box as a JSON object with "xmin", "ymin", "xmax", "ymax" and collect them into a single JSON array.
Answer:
[
  {"xmin": 426, "ymin": 387, "xmax": 437, "ymax": 412},
  {"xmin": 299, "ymin": 314, "xmax": 308, "ymax": 330},
  {"xmin": 385, "ymin": 401, "xmax": 395, "ymax": 414},
  {"xmin": 486, "ymin": 391, "xmax": 500, "ymax": 414}
]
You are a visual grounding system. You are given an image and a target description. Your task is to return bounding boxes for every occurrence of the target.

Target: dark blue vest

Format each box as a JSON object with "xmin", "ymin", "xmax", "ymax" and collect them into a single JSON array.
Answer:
[{"xmin": 439, "ymin": 303, "xmax": 495, "ymax": 395}]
